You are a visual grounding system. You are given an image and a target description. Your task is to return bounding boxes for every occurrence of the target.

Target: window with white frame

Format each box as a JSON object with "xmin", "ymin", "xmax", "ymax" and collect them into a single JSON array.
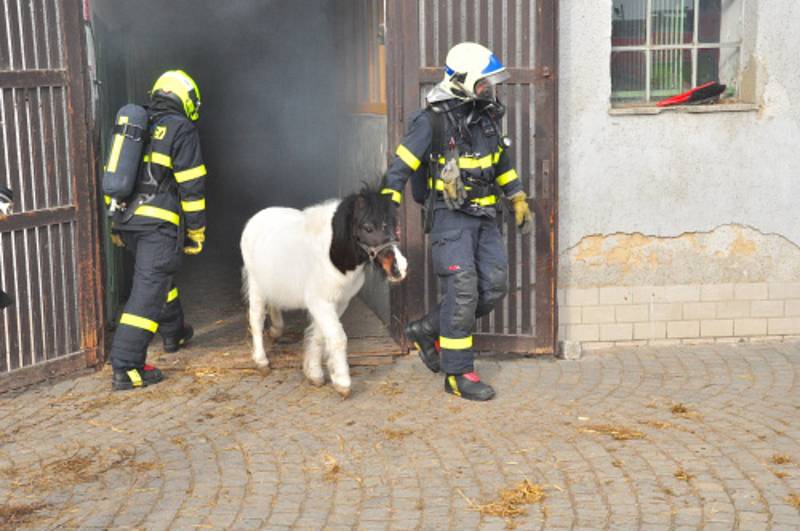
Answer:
[{"xmin": 611, "ymin": 0, "xmax": 744, "ymax": 106}]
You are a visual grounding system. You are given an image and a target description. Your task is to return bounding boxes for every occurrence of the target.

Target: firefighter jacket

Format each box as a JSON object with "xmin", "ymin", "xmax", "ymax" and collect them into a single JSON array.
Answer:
[
  {"xmin": 381, "ymin": 99, "xmax": 523, "ymax": 218},
  {"xmin": 111, "ymin": 107, "xmax": 207, "ymax": 232}
]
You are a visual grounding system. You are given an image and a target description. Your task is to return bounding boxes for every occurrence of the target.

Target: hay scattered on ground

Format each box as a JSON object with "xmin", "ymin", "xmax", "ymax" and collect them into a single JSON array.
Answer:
[
  {"xmin": 0, "ymin": 502, "xmax": 48, "ymax": 527},
  {"xmin": 192, "ymin": 367, "xmax": 261, "ymax": 380},
  {"xmin": 322, "ymin": 453, "xmax": 341, "ymax": 482},
  {"xmin": 788, "ymin": 494, "xmax": 800, "ymax": 508},
  {"xmin": 382, "ymin": 428, "xmax": 413, "ymax": 441},
  {"xmin": 670, "ymin": 403, "xmax": 702, "ymax": 420},
  {"xmin": 386, "ymin": 411, "xmax": 406, "ymax": 422},
  {"xmin": 210, "ymin": 391, "xmax": 234, "ymax": 403},
  {"xmin": 611, "ymin": 460, "xmax": 623, "ymax": 468},
  {"xmin": 460, "ymin": 480, "xmax": 545, "ymax": 528},
  {"xmin": 774, "ymin": 471, "xmax": 788, "ymax": 479},
  {"xmin": 771, "ymin": 454, "xmax": 792, "ymax": 465},
  {"xmin": 641, "ymin": 420, "xmax": 675, "ymax": 430},
  {"xmin": 674, "ymin": 468, "xmax": 693, "ymax": 482},
  {"xmin": 0, "ymin": 445, "xmax": 156, "ymax": 494},
  {"xmin": 377, "ymin": 381, "xmax": 403, "ymax": 397},
  {"xmin": 579, "ymin": 424, "xmax": 645, "ymax": 441}
]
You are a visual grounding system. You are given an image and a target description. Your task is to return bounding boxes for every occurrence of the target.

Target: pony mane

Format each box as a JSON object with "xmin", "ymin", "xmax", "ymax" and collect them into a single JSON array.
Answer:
[{"xmin": 329, "ymin": 183, "xmax": 392, "ymax": 274}]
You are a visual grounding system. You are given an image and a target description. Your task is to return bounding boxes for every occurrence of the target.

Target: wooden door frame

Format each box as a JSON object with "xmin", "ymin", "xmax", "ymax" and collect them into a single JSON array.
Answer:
[{"xmin": 0, "ymin": 1, "xmax": 103, "ymax": 392}]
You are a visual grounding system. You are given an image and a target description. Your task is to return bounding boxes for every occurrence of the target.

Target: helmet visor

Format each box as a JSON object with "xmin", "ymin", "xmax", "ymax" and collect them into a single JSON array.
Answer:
[{"xmin": 474, "ymin": 70, "xmax": 510, "ymax": 100}]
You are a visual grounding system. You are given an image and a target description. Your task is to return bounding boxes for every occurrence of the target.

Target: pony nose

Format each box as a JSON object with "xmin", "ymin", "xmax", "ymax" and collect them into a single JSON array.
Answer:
[{"xmin": 391, "ymin": 244, "xmax": 408, "ymax": 280}]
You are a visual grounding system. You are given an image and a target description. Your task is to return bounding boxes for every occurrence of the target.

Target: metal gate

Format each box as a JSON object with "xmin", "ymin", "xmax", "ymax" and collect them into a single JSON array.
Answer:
[
  {"xmin": 386, "ymin": 0, "xmax": 558, "ymax": 354},
  {"xmin": 0, "ymin": 0, "xmax": 102, "ymax": 391}
]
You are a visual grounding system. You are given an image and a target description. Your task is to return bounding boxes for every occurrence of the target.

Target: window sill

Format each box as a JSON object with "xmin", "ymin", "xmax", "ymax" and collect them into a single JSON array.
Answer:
[{"xmin": 608, "ymin": 102, "xmax": 758, "ymax": 116}]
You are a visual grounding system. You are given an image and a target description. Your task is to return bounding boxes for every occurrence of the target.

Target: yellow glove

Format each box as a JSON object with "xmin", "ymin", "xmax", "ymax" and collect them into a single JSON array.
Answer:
[
  {"xmin": 510, "ymin": 192, "xmax": 533, "ymax": 235},
  {"xmin": 184, "ymin": 227, "xmax": 205, "ymax": 255},
  {"xmin": 110, "ymin": 232, "xmax": 125, "ymax": 248}
]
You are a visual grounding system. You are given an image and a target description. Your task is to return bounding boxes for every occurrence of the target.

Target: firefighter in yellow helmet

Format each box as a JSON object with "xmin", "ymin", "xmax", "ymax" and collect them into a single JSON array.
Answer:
[
  {"xmin": 381, "ymin": 43, "xmax": 532, "ymax": 401},
  {"xmin": 107, "ymin": 70, "xmax": 207, "ymax": 390}
]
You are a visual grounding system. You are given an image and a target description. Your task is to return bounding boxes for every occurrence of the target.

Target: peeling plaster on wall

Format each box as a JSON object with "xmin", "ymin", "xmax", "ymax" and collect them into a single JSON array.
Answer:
[{"xmin": 560, "ymin": 224, "xmax": 800, "ymax": 288}]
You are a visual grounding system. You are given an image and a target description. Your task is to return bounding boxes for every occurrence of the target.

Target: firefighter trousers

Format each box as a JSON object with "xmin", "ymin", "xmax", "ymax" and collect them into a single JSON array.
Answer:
[
  {"xmin": 109, "ymin": 227, "xmax": 184, "ymax": 370},
  {"xmin": 422, "ymin": 208, "xmax": 508, "ymax": 374}
]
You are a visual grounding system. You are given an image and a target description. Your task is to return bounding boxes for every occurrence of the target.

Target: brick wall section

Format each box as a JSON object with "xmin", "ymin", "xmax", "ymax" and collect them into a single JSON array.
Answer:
[{"xmin": 557, "ymin": 282, "xmax": 800, "ymax": 349}]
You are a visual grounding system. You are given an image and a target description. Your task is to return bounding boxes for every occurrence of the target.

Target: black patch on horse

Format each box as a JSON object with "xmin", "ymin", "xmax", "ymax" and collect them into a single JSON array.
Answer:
[{"xmin": 330, "ymin": 184, "xmax": 395, "ymax": 274}]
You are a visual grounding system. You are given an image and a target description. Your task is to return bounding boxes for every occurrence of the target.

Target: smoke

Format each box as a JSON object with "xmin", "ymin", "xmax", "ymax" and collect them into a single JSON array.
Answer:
[{"xmin": 93, "ymin": 0, "xmax": 345, "ymax": 263}]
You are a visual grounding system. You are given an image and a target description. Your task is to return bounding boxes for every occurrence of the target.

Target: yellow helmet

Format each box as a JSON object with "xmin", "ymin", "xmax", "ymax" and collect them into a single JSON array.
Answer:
[{"xmin": 150, "ymin": 70, "xmax": 201, "ymax": 121}]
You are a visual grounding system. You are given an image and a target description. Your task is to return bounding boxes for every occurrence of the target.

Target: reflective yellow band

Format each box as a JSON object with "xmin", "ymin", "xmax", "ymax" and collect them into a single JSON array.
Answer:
[
  {"xmin": 429, "ymin": 178, "xmax": 444, "ymax": 191},
  {"xmin": 120, "ymin": 313, "xmax": 159, "ymax": 333},
  {"xmin": 440, "ymin": 335, "xmax": 473, "ymax": 350},
  {"xmin": 426, "ymin": 179, "xmax": 494, "ymax": 206},
  {"xmin": 104, "ymin": 195, "xmax": 111, "ymax": 205},
  {"xmin": 471, "ymin": 195, "xmax": 497, "ymax": 206},
  {"xmin": 381, "ymin": 188, "xmax": 402, "ymax": 204},
  {"xmin": 143, "ymin": 152, "xmax": 172, "ymax": 168},
  {"xmin": 106, "ymin": 116, "xmax": 128, "ymax": 173},
  {"xmin": 493, "ymin": 146, "xmax": 504, "ymax": 164},
  {"xmin": 447, "ymin": 375, "xmax": 461, "ymax": 397},
  {"xmin": 427, "ymin": 178, "xmax": 472, "ymax": 192},
  {"xmin": 127, "ymin": 369, "xmax": 143, "ymax": 387},
  {"xmin": 167, "ymin": 287, "xmax": 179, "ymax": 303},
  {"xmin": 174, "ymin": 164, "xmax": 207, "ymax": 183},
  {"xmin": 181, "ymin": 198, "xmax": 206, "ymax": 212},
  {"xmin": 495, "ymin": 169, "xmax": 519, "ymax": 186},
  {"xmin": 437, "ymin": 155, "xmax": 493, "ymax": 170},
  {"xmin": 134, "ymin": 205, "xmax": 180, "ymax": 225},
  {"xmin": 396, "ymin": 144, "xmax": 421, "ymax": 171}
]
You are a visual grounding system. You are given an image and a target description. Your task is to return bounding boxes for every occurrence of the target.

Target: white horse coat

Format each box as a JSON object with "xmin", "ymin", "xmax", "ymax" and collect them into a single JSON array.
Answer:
[{"xmin": 241, "ymin": 191, "xmax": 406, "ymax": 396}]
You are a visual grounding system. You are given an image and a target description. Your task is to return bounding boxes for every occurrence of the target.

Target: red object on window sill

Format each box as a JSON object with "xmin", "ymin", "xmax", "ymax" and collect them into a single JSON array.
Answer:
[{"xmin": 657, "ymin": 81, "xmax": 727, "ymax": 107}]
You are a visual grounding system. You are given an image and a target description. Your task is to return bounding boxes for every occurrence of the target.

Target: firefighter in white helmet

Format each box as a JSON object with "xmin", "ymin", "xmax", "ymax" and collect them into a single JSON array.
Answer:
[{"xmin": 381, "ymin": 42, "xmax": 532, "ymax": 401}]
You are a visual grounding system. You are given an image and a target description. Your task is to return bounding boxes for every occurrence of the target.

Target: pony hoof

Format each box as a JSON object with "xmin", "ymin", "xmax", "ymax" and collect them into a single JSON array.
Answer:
[
  {"xmin": 268, "ymin": 326, "xmax": 283, "ymax": 339},
  {"xmin": 252, "ymin": 355, "xmax": 270, "ymax": 369},
  {"xmin": 307, "ymin": 375, "xmax": 325, "ymax": 387},
  {"xmin": 333, "ymin": 384, "xmax": 351, "ymax": 398}
]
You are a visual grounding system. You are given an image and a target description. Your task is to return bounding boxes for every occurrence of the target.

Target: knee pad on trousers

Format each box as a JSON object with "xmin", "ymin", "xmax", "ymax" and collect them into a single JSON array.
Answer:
[
  {"xmin": 451, "ymin": 269, "xmax": 479, "ymax": 332},
  {"xmin": 476, "ymin": 266, "xmax": 508, "ymax": 318}
]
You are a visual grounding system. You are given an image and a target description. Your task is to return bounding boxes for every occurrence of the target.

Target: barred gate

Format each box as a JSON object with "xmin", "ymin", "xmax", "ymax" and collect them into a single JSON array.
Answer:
[
  {"xmin": 386, "ymin": 0, "xmax": 558, "ymax": 354},
  {"xmin": 0, "ymin": 0, "xmax": 102, "ymax": 390}
]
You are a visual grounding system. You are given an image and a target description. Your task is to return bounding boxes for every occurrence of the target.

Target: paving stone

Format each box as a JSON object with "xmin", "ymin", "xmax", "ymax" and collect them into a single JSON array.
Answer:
[{"xmin": 1, "ymin": 341, "xmax": 799, "ymax": 529}]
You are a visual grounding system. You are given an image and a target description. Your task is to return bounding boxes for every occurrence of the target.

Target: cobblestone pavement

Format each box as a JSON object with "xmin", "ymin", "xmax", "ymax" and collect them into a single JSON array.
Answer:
[{"xmin": 1, "ymin": 334, "xmax": 799, "ymax": 529}]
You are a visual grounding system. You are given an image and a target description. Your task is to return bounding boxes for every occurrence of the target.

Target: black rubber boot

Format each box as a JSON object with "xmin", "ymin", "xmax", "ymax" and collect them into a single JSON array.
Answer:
[
  {"xmin": 405, "ymin": 319, "xmax": 440, "ymax": 373},
  {"xmin": 112, "ymin": 364, "xmax": 164, "ymax": 391},
  {"xmin": 163, "ymin": 324, "xmax": 194, "ymax": 353},
  {"xmin": 444, "ymin": 372, "xmax": 495, "ymax": 401}
]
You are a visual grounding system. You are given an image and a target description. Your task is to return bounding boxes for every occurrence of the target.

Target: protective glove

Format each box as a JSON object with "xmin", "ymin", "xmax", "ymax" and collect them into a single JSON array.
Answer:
[
  {"xmin": 440, "ymin": 158, "xmax": 467, "ymax": 210},
  {"xmin": 184, "ymin": 227, "xmax": 205, "ymax": 255},
  {"xmin": 110, "ymin": 232, "xmax": 125, "ymax": 248},
  {"xmin": 510, "ymin": 192, "xmax": 533, "ymax": 234}
]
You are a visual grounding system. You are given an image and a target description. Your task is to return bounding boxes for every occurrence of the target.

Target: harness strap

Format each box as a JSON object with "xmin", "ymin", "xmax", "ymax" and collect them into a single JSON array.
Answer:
[
  {"xmin": 357, "ymin": 240, "xmax": 399, "ymax": 261},
  {"xmin": 112, "ymin": 122, "xmax": 146, "ymax": 142}
]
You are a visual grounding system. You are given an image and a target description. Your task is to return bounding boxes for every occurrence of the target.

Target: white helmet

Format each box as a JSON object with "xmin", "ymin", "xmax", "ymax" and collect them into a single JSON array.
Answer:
[{"xmin": 438, "ymin": 42, "xmax": 510, "ymax": 101}]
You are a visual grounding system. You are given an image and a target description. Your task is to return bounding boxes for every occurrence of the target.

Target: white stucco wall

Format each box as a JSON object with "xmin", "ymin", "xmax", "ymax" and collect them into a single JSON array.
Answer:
[
  {"xmin": 558, "ymin": 1, "xmax": 800, "ymax": 348},
  {"xmin": 559, "ymin": 0, "xmax": 800, "ymax": 282}
]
